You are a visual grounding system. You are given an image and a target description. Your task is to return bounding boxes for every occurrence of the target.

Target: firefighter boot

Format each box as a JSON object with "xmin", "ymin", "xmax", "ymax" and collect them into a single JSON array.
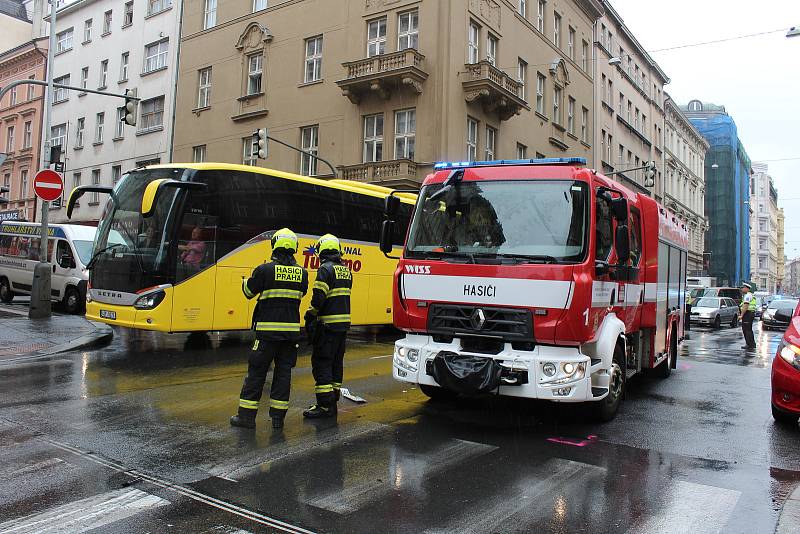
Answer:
[
  {"xmin": 302, "ymin": 403, "xmax": 337, "ymax": 419},
  {"xmin": 230, "ymin": 411, "xmax": 257, "ymax": 429}
]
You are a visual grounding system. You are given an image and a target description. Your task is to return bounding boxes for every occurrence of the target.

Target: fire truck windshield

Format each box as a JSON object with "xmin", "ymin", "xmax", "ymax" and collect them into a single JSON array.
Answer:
[{"xmin": 405, "ymin": 180, "xmax": 588, "ymax": 263}]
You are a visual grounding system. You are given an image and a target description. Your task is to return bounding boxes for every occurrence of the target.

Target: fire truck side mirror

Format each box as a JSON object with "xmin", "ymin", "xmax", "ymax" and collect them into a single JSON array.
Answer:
[
  {"xmin": 385, "ymin": 195, "xmax": 400, "ymax": 217},
  {"xmin": 615, "ymin": 224, "xmax": 631, "ymax": 266},
  {"xmin": 611, "ymin": 197, "xmax": 628, "ymax": 221},
  {"xmin": 380, "ymin": 220, "xmax": 395, "ymax": 255}
]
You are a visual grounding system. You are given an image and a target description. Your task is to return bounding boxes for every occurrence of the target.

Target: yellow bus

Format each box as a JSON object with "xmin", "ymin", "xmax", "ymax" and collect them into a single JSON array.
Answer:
[{"xmin": 67, "ymin": 163, "xmax": 414, "ymax": 332}]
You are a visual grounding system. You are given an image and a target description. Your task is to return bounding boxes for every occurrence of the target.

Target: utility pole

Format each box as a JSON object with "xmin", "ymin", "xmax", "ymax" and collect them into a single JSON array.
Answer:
[{"xmin": 28, "ymin": 0, "xmax": 58, "ymax": 319}]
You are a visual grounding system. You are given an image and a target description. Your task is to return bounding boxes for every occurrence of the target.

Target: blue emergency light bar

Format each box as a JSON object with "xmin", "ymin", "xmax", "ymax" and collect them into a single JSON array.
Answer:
[{"xmin": 433, "ymin": 157, "xmax": 587, "ymax": 170}]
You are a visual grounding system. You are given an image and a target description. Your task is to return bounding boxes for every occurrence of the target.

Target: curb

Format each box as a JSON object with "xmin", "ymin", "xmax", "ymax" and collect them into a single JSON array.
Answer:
[
  {"xmin": 777, "ymin": 484, "xmax": 800, "ymax": 534},
  {"xmin": 0, "ymin": 320, "xmax": 114, "ymax": 365}
]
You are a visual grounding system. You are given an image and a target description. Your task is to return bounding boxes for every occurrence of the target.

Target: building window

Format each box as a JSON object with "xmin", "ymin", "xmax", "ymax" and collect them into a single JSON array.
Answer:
[
  {"xmin": 398, "ymin": 10, "xmax": 419, "ymax": 50},
  {"xmin": 5, "ymin": 126, "xmax": 14, "ymax": 152},
  {"xmin": 607, "ymin": 79, "xmax": 613, "ymax": 107},
  {"xmin": 192, "ymin": 145, "xmax": 207, "ymax": 163},
  {"xmin": 94, "ymin": 113, "xmax": 104, "ymax": 143},
  {"xmin": 56, "ymin": 29, "xmax": 73, "ymax": 53},
  {"xmin": 8, "ymin": 87, "xmax": 16, "ymax": 106},
  {"xmin": 536, "ymin": 73, "xmax": 545, "ymax": 114},
  {"xmin": 363, "ymin": 114, "xmax": 384, "ymax": 163},
  {"xmin": 466, "ymin": 117, "xmax": 478, "ymax": 160},
  {"xmin": 27, "ymin": 75, "xmax": 35, "ymax": 100},
  {"xmin": 253, "ymin": 0, "xmax": 267, "ymax": 12},
  {"xmin": 115, "ymin": 108, "xmax": 125, "ymax": 138},
  {"xmin": 581, "ymin": 40, "xmax": 589, "ymax": 71},
  {"xmin": 144, "ymin": 39, "xmax": 169, "ymax": 73},
  {"xmin": 83, "ymin": 18, "xmax": 92, "ymax": 42},
  {"xmin": 23, "ymin": 121, "xmax": 32, "ymax": 148},
  {"xmin": 53, "ymin": 75, "xmax": 70, "ymax": 103},
  {"xmin": 91, "ymin": 170, "xmax": 101, "ymax": 203},
  {"xmin": 581, "ymin": 107, "xmax": 588, "ymax": 143},
  {"xmin": 537, "ymin": 0, "xmax": 545, "ymax": 33},
  {"xmin": 103, "ymin": 10, "xmax": 112, "ymax": 34},
  {"xmin": 516, "ymin": 143, "xmax": 527, "ymax": 159},
  {"xmin": 123, "ymin": 2, "xmax": 133, "ymax": 26},
  {"xmin": 518, "ymin": 0, "xmax": 527, "ymax": 18},
  {"xmin": 139, "ymin": 96, "xmax": 165, "ymax": 131},
  {"xmin": 627, "ymin": 101, "xmax": 632, "ymax": 123},
  {"xmin": 20, "ymin": 170, "xmax": 28, "ymax": 198},
  {"xmin": 120, "ymin": 52, "xmax": 129, "ymax": 81},
  {"xmin": 567, "ymin": 96, "xmax": 575, "ymax": 135},
  {"xmin": 759, "ymin": 238, "xmax": 767, "ymax": 250},
  {"xmin": 99, "ymin": 59, "xmax": 108, "ymax": 88},
  {"xmin": 468, "ymin": 21, "xmax": 480, "ymax": 63},
  {"xmin": 73, "ymin": 173, "xmax": 82, "ymax": 204},
  {"xmin": 634, "ymin": 108, "xmax": 640, "ymax": 130},
  {"xmin": 51, "ymin": 123, "xmax": 67, "ymax": 147},
  {"xmin": 553, "ymin": 85, "xmax": 562, "ymax": 124},
  {"xmin": 242, "ymin": 135, "xmax": 258, "ymax": 166},
  {"xmin": 247, "ymin": 53, "xmax": 263, "ymax": 95},
  {"xmin": 301, "ymin": 125, "xmax": 319, "ymax": 175},
  {"xmin": 203, "ymin": 0, "xmax": 216, "ymax": 30},
  {"xmin": 486, "ymin": 33, "xmax": 498, "ymax": 65},
  {"xmin": 517, "ymin": 58, "xmax": 527, "ymax": 100},
  {"xmin": 148, "ymin": 0, "xmax": 172, "ymax": 16},
  {"xmin": 607, "ymin": 134, "xmax": 613, "ymax": 162},
  {"xmin": 304, "ymin": 36, "xmax": 323, "ymax": 83},
  {"xmin": 553, "ymin": 12, "xmax": 561, "ymax": 48},
  {"xmin": 367, "ymin": 17, "xmax": 387, "ymax": 57},
  {"xmin": 75, "ymin": 118, "xmax": 85, "ymax": 147},
  {"xmin": 80, "ymin": 67, "xmax": 88, "ymax": 90},
  {"xmin": 394, "ymin": 108, "xmax": 416, "ymax": 160},
  {"xmin": 484, "ymin": 126, "xmax": 496, "ymax": 160},
  {"xmin": 568, "ymin": 27, "xmax": 575, "ymax": 60},
  {"xmin": 618, "ymin": 144, "xmax": 624, "ymax": 166},
  {"xmin": 618, "ymin": 92, "xmax": 624, "ymax": 115},
  {"xmin": 112, "ymin": 165, "xmax": 122, "ymax": 185},
  {"xmin": 197, "ymin": 67, "xmax": 212, "ymax": 107}
]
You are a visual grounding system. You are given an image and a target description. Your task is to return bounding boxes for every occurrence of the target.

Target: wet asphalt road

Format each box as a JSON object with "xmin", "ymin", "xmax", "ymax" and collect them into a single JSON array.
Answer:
[{"xmin": 0, "ymin": 321, "xmax": 798, "ymax": 533}]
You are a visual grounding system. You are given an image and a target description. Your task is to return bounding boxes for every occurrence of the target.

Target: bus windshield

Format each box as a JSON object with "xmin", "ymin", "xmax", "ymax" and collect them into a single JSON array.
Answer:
[
  {"xmin": 405, "ymin": 180, "xmax": 588, "ymax": 263},
  {"xmin": 91, "ymin": 167, "xmax": 192, "ymax": 293}
]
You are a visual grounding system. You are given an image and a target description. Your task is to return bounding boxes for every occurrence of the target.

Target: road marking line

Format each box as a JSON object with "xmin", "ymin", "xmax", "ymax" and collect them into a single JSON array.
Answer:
[
  {"xmin": 1, "ymin": 457, "xmax": 70, "ymax": 478},
  {"xmin": 0, "ymin": 487, "xmax": 168, "ymax": 533},
  {"xmin": 307, "ymin": 438, "xmax": 497, "ymax": 514},
  {"xmin": 627, "ymin": 480, "xmax": 740, "ymax": 534}
]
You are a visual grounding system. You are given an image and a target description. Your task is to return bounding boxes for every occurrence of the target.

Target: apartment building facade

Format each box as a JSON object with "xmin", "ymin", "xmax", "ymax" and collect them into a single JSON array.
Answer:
[
  {"xmin": 173, "ymin": 0, "xmax": 604, "ymax": 186},
  {"xmin": 785, "ymin": 258, "xmax": 800, "ymax": 297},
  {"xmin": 777, "ymin": 208, "xmax": 785, "ymax": 291},
  {"xmin": 0, "ymin": 37, "xmax": 48, "ymax": 222},
  {"xmin": 47, "ymin": 0, "xmax": 181, "ymax": 224},
  {"xmin": 663, "ymin": 95, "xmax": 708, "ymax": 274},
  {"xmin": 750, "ymin": 162, "xmax": 780, "ymax": 293},
  {"xmin": 592, "ymin": 1, "xmax": 669, "ymax": 201}
]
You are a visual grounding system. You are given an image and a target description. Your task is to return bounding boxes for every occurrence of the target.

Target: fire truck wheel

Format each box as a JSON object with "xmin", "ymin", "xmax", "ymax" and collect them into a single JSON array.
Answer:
[
  {"xmin": 419, "ymin": 384, "xmax": 457, "ymax": 401},
  {"xmin": 593, "ymin": 344, "xmax": 625, "ymax": 422},
  {"xmin": 655, "ymin": 326, "xmax": 677, "ymax": 379}
]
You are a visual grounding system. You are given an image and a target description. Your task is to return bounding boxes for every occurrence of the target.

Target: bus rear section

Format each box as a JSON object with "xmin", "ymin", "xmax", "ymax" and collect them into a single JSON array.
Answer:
[
  {"xmin": 80, "ymin": 163, "xmax": 413, "ymax": 332},
  {"xmin": 386, "ymin": 158, "xmax": 688, "ymax": 420}
]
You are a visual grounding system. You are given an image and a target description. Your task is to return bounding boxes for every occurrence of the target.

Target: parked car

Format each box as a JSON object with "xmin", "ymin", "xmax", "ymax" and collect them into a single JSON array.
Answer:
[
  {"xmin": 762, "ymin": 299, "xmax": 799, "ymax": 330},
  {"xmin": 753, "ymin": 296, "xmax": 764, "ymax": 318},
  {"xmin": 771, "ymin": 300, "xmax": 800, "ymax": 425},
  {"xmin": 700, "ymin": 287, "xmax": 743, "ymax": 305},
  {"xmin": 689, "ymin": 297, "xmax": 740, "ymax": 329}
]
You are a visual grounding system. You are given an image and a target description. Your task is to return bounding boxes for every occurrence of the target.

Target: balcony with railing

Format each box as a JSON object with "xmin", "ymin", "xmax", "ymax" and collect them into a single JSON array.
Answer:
[
  {"xmin": 337, "ymin": 49, "xmax": 428, "ymax": 104},
  {"xmin": 338, "ymin": 159, "xmax": 422, "ymax": 188},
  {"xmin": 461, "ymin": 61, "xmax": 529, "ymax": 121}
]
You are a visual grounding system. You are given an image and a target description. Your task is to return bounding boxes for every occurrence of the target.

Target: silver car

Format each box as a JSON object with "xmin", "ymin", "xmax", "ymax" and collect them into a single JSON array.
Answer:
[{"xmin": 689, "ymin": 297, "xmax": 740, "ymax": 329}]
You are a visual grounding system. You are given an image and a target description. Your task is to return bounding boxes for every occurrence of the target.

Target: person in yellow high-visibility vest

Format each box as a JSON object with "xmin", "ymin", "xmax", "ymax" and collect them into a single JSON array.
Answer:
[{"xmin": 740, "ymin": 282, "xmax": 757, "ymax": 351}]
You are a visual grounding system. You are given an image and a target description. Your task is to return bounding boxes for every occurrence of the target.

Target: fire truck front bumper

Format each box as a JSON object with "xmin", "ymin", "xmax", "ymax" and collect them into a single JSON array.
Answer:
[{"xmin": 393, "ymin": 335, "xmax": 607, "ymax": 402}]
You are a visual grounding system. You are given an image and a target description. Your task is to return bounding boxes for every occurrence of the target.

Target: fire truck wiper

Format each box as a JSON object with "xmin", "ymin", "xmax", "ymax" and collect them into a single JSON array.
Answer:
[
  {"xmin": 421, "ymin": 250, "xmax": 475, "ymax": 263},
  {"xmin": 482, "ymin": 253, "xmax": 561, "ymax": 264}
]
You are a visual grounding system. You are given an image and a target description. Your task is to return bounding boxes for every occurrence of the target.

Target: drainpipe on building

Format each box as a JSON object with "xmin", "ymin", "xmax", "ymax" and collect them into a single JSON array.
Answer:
[
  {"xmin": 592, "ymin": 20, "xmax": 598, "ymax": 169},
  {"xmin": 167, "ymin": 0, "xmax": 185, "ymax": 163}
]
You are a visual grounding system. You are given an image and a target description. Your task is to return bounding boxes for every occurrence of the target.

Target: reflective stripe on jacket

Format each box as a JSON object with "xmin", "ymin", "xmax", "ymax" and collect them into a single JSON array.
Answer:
[{"xmin": 308, "ymin": 258, "xmax": 352, "ymax": 331}]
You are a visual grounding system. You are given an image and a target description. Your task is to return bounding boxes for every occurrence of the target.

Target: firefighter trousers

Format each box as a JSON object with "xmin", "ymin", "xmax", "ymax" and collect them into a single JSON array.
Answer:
[
  {"xmin": 311, "ymin": 329, "xmax": 348, "ymax": 407},
  {"xmin": 741, "ymin": 311, "xmax": 756, "ymax": 349},
  {"xmin": 238, "ymin": 339, "xmax": 298, "ymax": 419}
]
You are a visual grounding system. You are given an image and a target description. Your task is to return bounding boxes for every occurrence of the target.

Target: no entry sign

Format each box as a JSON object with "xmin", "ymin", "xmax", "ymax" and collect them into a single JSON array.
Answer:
[{"xmin": 33, "ymin": 169, "xmax": 64, "ymax": 202}]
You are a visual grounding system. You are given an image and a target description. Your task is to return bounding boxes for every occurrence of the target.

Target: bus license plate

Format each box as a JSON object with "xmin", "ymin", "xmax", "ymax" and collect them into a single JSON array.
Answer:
[{"xmin": 100, "ymin": 310, "xmax": 116, "ymax": 320}]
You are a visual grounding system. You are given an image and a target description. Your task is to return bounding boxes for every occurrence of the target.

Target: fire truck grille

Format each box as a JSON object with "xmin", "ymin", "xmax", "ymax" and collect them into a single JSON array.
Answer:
[{"xmin": 427, "ymin": 304, "xmax": 534, "ymax": 342}]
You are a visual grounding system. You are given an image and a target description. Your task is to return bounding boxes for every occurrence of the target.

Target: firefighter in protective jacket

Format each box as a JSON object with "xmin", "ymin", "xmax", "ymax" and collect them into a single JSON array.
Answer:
[
  {"xmin": 230, "ymin": 228, "xmax": 309, "ymax": 430},
  {"xmin": 303, "ymin": 234, "xmax": 352, "ymax": 419}
]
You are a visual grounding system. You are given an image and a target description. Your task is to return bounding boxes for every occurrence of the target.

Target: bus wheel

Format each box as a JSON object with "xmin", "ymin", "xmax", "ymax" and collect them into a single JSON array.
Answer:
[
  {"xmin": 62, "ymin": 286, "xmax": 82, "ymax": 314},
  {"xmin": 593, "ymin": 344, "xmax": 625, "ymax": 422},
  {"xmin": 655, "ymin": 326, "xmax": 676, "ymax": 379},
  {"xmin": 419, "ymin": 384, "xmax": 457, "ymax": 401},
  {"xmin": 0, "ymin": 278, "xmax": 14, "ymax": 303}
]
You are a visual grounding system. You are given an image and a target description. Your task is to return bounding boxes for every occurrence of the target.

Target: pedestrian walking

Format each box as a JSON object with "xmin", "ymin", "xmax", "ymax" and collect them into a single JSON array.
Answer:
[
  {"xmin": 740, "ymin": 282, "xmax": 757, "ymax": 351},
  {"xmin": 230, "ymin": 228, "xmax": 308, "ymax": 430},
  {"xmin": 303, "ymin": 234, "xmax": 352, "ymax": 419}
]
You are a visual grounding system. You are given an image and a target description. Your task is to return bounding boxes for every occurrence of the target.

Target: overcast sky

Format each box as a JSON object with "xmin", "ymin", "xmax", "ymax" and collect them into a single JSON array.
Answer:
[{"xmin": 610, "ymin": 0, "xmax": 800, "ymax": 260}]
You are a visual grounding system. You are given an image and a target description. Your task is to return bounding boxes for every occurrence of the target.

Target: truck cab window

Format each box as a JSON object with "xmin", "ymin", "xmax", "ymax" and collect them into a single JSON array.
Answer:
[
  {"xmin": 595, "ymin": 196, "xmax": 613, "ymax": 261},
  {"xmin": 630, "ymin": 210, "xmax": 642, "ymax": 266}
]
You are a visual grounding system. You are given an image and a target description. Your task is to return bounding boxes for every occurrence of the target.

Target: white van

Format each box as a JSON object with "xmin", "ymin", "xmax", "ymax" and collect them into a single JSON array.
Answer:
[{"xmin": 0, "ymin": 222, "xmax": 96, "ymax": 314}]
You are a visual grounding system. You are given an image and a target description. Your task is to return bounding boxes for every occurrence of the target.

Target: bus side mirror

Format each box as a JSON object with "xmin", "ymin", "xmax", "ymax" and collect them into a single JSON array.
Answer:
[
  {"xmin": 380, "ymin": 220, "xmax": 395, "ymax": 255},
  {"xmin": 385, "ymin": 194, "xmax": 400, "ymax": 218},
  {"xmin": 142, "ymin": 179, "xmax": 207, "ymax": 218},
  {"xmin": 611, "ymin": 197, "xmax": 628, "ymax": 221},
  {"xmin": 67, "ymin": 185, "xmax": 114, "ymax": 219},
  {"xmin": 615, "ymin": 224, "xmax": 630, "ymax": 265}
]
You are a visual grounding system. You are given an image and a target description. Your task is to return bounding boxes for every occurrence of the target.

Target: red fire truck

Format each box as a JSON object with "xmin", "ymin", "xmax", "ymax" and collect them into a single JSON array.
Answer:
[{"xmin": 380, "ymin": 158, "xmax": 688, "ymax": 420}]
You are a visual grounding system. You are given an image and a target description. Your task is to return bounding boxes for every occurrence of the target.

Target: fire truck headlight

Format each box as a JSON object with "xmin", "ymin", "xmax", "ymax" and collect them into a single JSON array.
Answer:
[
  {"xmin": 563, "ymin": 363, "xmax": 576, "ymax": 375},
  {"xmin": 542, "ymin": 362, "xmax": 557, "ymax": 377}
]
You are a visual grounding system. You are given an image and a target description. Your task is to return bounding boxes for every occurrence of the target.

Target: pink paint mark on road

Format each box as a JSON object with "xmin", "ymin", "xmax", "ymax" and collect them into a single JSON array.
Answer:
[
  {"xmin": 546, "ymin": 434, "xmax": 598, "ymax": 447},
  {"xmin": 679, "ymin": 362, "xmax": 692, "ymax": 370}
]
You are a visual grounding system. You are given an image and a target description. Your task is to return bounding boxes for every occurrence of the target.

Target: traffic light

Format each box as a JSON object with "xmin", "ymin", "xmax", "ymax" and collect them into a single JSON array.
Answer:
[
  {"xmin": 643, "ymin": 160, "xmax": 656, "ymax": 188},
  {"xmin": 0, "ymin": 186, "xmax": 9, "ymax": 204},
  {"xmin": 256, "ymin": 128, "xmax": 268, "ymax": 159},
  {"xmin": 124, "ymin": 88, "xmax": 138, "ymax": 126}
]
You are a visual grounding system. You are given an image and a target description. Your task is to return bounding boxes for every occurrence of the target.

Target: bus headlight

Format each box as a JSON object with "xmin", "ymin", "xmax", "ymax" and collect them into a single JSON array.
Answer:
[{"xmin": 133, "ymin": 290, "xmax": 166, "ymax": 310}]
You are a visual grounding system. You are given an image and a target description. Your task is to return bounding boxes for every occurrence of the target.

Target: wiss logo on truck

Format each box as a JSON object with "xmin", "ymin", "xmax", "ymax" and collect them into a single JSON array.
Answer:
[{"xmin": 379, "ymin": 158, "xmax": 689, "ymax": 421}]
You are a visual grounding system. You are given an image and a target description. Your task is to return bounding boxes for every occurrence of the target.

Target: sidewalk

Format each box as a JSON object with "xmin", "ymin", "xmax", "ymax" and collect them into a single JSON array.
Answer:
[
  {"xmin": 0, "ymin": 304, "xmax": 113, "ymax": 363},
  {"xmin": 778, "ymin": 485, "xmax": 800, "ymax": 534}
]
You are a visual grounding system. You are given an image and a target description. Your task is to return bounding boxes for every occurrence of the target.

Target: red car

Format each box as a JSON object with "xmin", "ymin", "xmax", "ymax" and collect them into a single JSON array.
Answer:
[{"xmin": 772, "ymin": 300, "xmax": 800, "ymax": 425}]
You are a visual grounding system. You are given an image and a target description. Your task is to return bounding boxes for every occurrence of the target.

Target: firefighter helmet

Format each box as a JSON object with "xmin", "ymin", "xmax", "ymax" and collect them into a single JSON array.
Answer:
[
  {"xmin": 271, "ymin": 228, "xmax": 298, "ymax": 252},
  {"xmin": 316, "ymin": 234, "xmax": 341, "ymax": 254}
]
